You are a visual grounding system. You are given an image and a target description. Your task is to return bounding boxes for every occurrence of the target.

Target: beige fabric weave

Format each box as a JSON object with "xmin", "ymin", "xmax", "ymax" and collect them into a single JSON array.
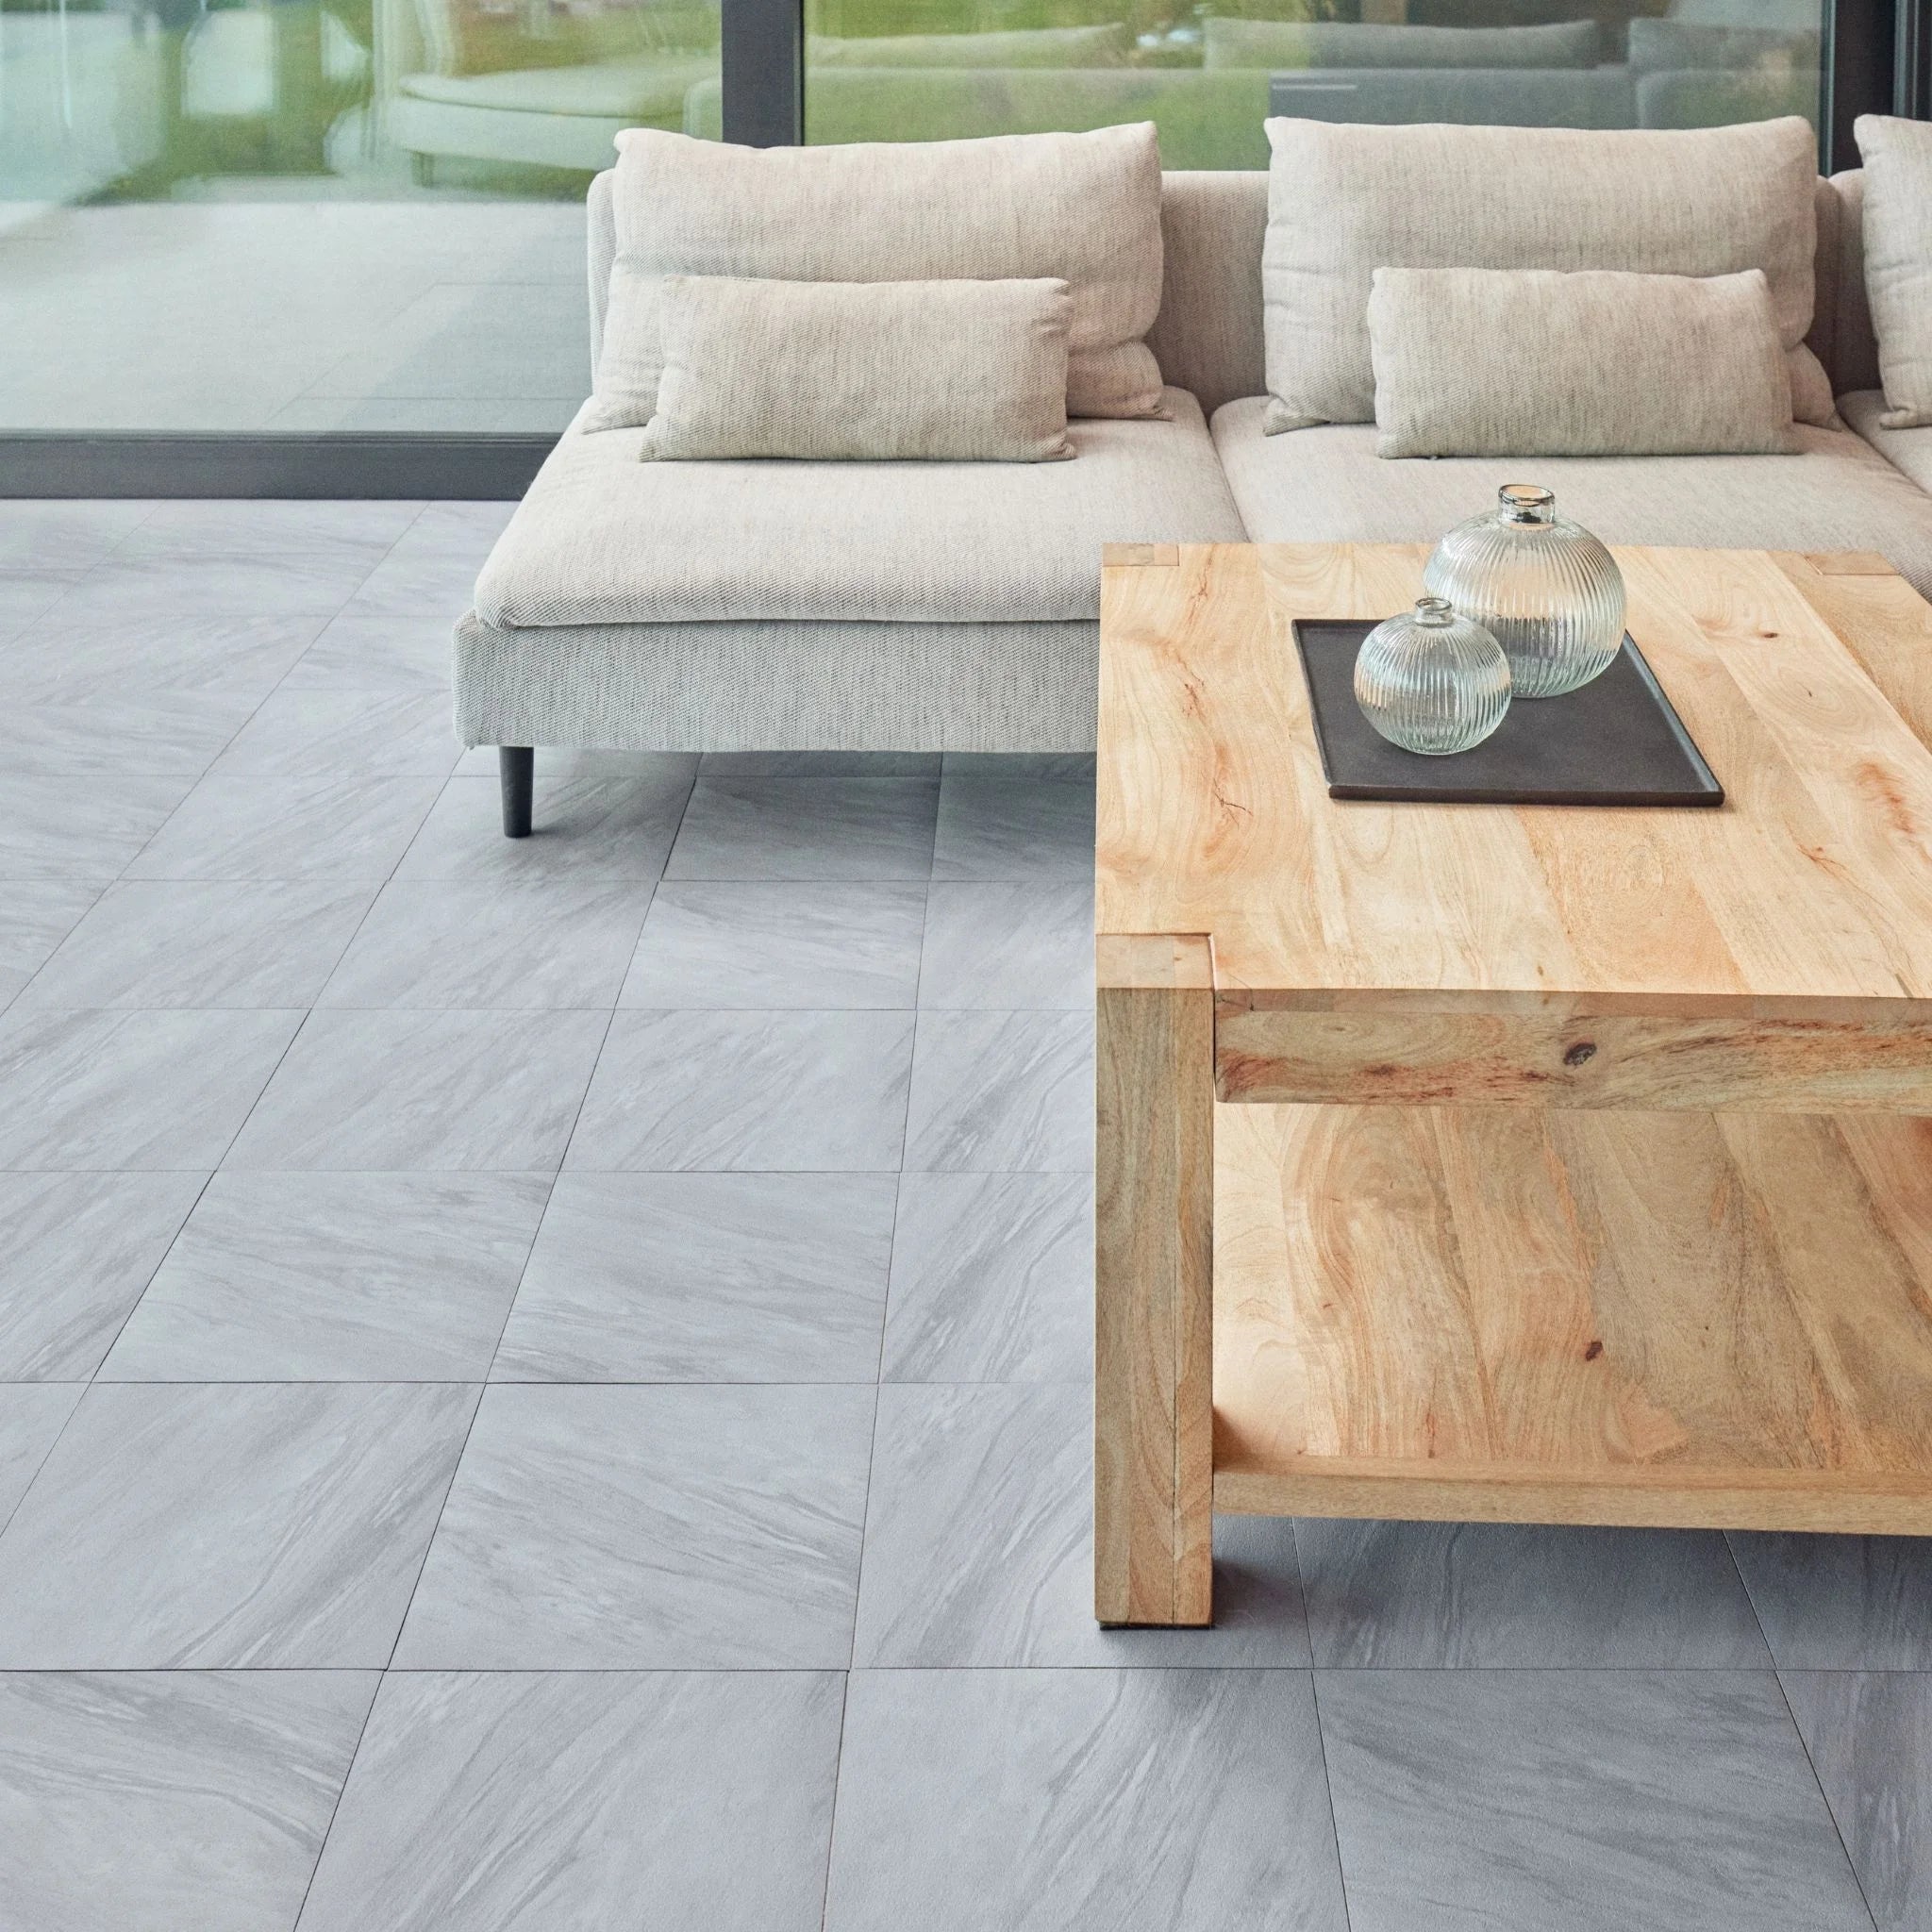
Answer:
[
  {"xmin": 1204, "ymin": 17, "xmax": 1598, "ymax": 70},
  {"xmin": 640, "ymin": 276, "xmax": 1074, "ymax": 463},
  {"xmin": 478, "ymin": 389, "xmax": 1243, "ymax": 630},
  {"xmin": 1210, "ymin": 395, "xmax": 1932, "ymax": 599},
  {"xmin": 1852, "ymin": 118, "xmax": 1932, "ymax": 429},
  {"xmin": 807, "ymin": 25, "xmax": 1128, "ymax": 66},
  {"xmin": 587, "ymin": 124, "xmax": 1165, "ymax": 430},
  {"xmin": 1260, "ymin": 115, "xmax": 1830, "ymax": 435},
  {"xmin": 1368, "ymin": 267, "xmax": 1795, "ymax": 458}
]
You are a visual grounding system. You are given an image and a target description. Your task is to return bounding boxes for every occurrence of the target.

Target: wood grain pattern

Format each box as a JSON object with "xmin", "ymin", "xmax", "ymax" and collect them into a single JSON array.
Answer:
[
  {"xmin": 1096, "ymin": 543, "xmax": 1932, "ymax": 1014},
  {"xmin": 1212, "ymin": 1102, "xmax": 1932, "ymax": 1533},
  {"xmin": 1094, "ymin": 933, "xmax": 1213, "ymax": 1625},
  {"xmin": 1214, "ymin": 991, "xmax": 1932, "ymax": 1112}
]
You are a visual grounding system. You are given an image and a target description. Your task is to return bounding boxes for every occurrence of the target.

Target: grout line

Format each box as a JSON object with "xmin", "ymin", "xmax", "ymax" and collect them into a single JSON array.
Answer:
[
  {"xmin": 287, "ymin": 1662, "xmax": 386, "ymax": 1929},
  {"xmin": 1305, "ymin": 1665, "xmax": 1358, "ymax": 1932},
  {"xmin": 817, "ymin": 1669, "xmax": 854, "ymax": 1932}
]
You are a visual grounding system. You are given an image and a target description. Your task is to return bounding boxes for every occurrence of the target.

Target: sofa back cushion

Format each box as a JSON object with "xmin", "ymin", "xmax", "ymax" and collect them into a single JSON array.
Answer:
[
  {"xmin": 1853, "ymin": 116, "xmax": 1932, "ymax": 428},
  {"xmin": 1203, "ymin": 17, "xmax": 1599, "ymax": 70},
  {"xmin": 639, "ymin": 275, "xmax": 1074, "ymax": 462},
  {"xmin": 586, "ymin": 164, "xmax": 1875, "ymax": 422},
  {"xmin": 1368, "ymin": 266, "xmax": 1795, "ymax": 458},
  {"xmin": 1259, "ymin": 114, "xmax": 1830, "ymax": 434},
  {"xmin": 586, "ymin": 123, "xmax": 1165, "ymax": 429}
]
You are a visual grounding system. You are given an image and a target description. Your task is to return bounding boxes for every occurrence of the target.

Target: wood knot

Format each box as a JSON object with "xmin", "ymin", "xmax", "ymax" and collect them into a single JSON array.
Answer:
[
  {"xmin": 1584, "ymin": 1340, "xmax": 1604, "ymax": 1361},
  {"xmin": 1563, "ymin": 1041, "xmax": 1597, "ymax": 1068}
]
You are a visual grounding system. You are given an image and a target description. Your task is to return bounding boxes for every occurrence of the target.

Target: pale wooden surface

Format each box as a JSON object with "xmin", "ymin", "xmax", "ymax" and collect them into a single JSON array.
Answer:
[
  {"xmin": 1212, "ymin": 1102, "xmax": 1932, "ymax": 1535},
  {"xmin": 1096, "ymin": 544, "xmax": 1932, "ymax": 1020},
  {"xmin": 1093, "ymin": 933, "xmax": 1214, "ymax": 1624}
]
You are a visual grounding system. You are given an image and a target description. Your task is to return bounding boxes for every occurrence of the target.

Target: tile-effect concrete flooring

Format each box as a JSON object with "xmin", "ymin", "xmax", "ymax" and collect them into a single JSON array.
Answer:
[{"xmin": 0, "ymin": 499, "xmax": 1926, "ymax": 1931}]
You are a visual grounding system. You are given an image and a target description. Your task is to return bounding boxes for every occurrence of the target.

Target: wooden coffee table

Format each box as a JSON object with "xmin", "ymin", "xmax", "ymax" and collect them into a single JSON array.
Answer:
[{"xmin": 1094, "ymin": 541, "xmax": 1932, "ymax": 1627}]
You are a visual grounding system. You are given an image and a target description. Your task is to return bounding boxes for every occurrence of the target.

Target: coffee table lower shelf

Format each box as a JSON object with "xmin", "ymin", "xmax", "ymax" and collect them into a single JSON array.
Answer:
[{"xmin": 1210, "ymin": 1102, "xmax": 1932, "ymax": 1539}]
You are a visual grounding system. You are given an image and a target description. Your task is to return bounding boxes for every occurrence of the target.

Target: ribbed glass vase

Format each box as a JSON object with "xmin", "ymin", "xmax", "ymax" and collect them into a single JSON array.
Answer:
[
  {"xmin": 1353, "ymin": 595, "xmax": 1511, "ymax": 756},
  {"xmin": 1424, "ymin": 484, "xmax": 1626, "ymax": 699}
]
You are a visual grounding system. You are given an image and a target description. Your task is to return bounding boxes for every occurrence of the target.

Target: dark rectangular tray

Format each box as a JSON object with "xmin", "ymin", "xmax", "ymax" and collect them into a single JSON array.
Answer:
[{"xmin": 1291, "ymin": 620, "xmax": 1724, "ymax": 807}]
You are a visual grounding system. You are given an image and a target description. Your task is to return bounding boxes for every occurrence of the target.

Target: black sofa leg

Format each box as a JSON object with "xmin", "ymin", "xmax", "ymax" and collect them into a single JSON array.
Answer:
[{"xmin": 500, "ymin": 746, "xmax": 534, "ymax": 838}]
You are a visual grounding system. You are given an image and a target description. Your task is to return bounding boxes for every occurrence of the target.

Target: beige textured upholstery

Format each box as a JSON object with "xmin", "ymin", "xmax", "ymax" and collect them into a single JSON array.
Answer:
[
  {"xmin": 1260, "ymin": 115, "xmax": 1832, "ymax": 432},
  {"xmin": 1839, "ymin": 389, "xmax": 1932, "ymax": 498},
  {"xmin": 587, "ymin": 123, "xmax": 1165, "ymax": 429},
  {"xmin": 1145, "ymin": 173, "xmax": 1268, "ymax": 419},
  {"xmin": 1853, "ymin": 117, "xmax": 1932, "ymax": 426},
  {"xmin": 640, "ymin": 275, "xmax": 1074, "ymax": 463},
  {"xmin": 476, "ymin": 390, "xmax": 1245, "ymax": 632},
  {"xmin": 1366, "ymin": 267, "xmax": 1795, "ymax": 458},
  {"xmin": 1819, "ymin": 172, "xmax": 1882, "ymax": 396},
  {"xmin": 453, "ymin": 614, "xmax": 1100, "ymax": 752},
  {"xmin": 1211, "ymin": 396, "xmax": 1932, "ymax": 598}
]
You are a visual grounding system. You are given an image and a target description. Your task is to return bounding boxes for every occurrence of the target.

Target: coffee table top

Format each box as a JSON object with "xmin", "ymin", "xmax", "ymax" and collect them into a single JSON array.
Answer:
[{"xmin": 1097, "ymin": 542, "xmax": 1932, "ymax": 1012}]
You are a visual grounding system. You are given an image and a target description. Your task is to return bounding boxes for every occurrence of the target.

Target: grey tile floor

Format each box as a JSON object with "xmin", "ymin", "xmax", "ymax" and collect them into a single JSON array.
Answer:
[{"xmin": 0, "ymin": 500, "xmax": 1927, "ymax": 1930}]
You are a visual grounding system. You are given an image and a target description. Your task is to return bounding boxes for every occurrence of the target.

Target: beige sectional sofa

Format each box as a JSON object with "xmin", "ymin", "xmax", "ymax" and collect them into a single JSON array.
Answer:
[{"xmin": 456, "ymin": 161, "xmax": 1932, "ymax": 831}]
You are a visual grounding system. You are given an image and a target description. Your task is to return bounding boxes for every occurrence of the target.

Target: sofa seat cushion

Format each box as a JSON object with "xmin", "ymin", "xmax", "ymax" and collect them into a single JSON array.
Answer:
[
  {"xmin": 1840, "ymin": 388, "xmax": 1932, "ymax": 498},
  {"xmin": 399, "ymin": 56, "xmax": 712, "ymax": 120},
  {"xmin": 1210, "ymin": 394, "xmax": 1932, "ymax": 600},
  {"xmin": 475, "ymin": 388, "xmax": 1245, "ymax": 630}
]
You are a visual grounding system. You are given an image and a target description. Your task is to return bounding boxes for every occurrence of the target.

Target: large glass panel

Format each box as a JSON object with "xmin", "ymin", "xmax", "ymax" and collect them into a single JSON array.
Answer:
[
  {"xmin": 799, "ymin": 2, "xmax": 1825, "ymax": 166},
  {"xmin": 0, "ymin": 0, "xmax": 718, "ymax": 429}
]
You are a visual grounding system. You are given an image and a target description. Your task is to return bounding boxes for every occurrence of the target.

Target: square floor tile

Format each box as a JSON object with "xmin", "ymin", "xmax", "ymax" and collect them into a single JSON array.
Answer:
[
  {"xmin": 665, "ymin": 775, "xmax": 939, "ymax": 881},
  {"xmin": 282, "ymin": 612, "xmax": 454, "ymax": 691},
  {"xmin": 119, "ymin": 501, "xmax": 420, "ymax": 560},
  {"xmin": 931, "ymin": 771, "xmax": 1094, "ymax": 882},
  {"xmin": 207, "ymin": 691, "xmax": 458, "ymax": 779},
  {"xmin": 854, "ymin": 1384, "xmax": 1309, "ymax": 1667},
  {"xmin": 882, "ymin": 1172, "xmax": 1091, "ymax": 1383},
  {"xmin": 124, "ymin": 773, "xmax": 444, "ymax": 882},
  {"xmin": 493, "ymin": 1172, "xmax": 894, "ymax": 1381},
  {"xmin": 1295, "ymin": 1519, "xmax": 1772, "ymax": 1667},
  {"xmin": 0, "ymin": 499, "xmax": 155, "ymax": 572},
  {"xmin": 0, "ymin": 1172, "xmax": 208, "ymax": 1380},
  {"xmin": 393, "ymin": 1383, "xmax": 874, "ymax": 1669},
  {"xmin": 0, "ymin": 774, "xmax": 193, "ymax": 882},
  {"xmin": 1784, "ymin": 1670, "xmax": 1932, "ymax": 1932},
  {"xmin": 297, "ymin": 1671, "xmax": 842, "ymax": 1932},
  {"xmin": 0, "ymin": 1007, "xmax": 301, "ymax": 1169},
  {"xmin": 319, "ymin": 878, "xmax": 651, "ymax": 1009},
  {"xmin": 226, "ymin": 1008, "xmax": 608, "ymax": 1171},
  {"xmin": 1730, "ymin": 1533, "xmax": 1932, "ymax": 1669},
  {"xmin": 918, "ymin": 881, "xmax": 1091, "ymax": 1008},
  {"xmin": 1317, "ymin": 1671, "xmax": 1872, "ymax": 1932},
  {"xmin": 100, "ymin": 1173, "xmax": 550, "ymax": 1381},
  {"xmin": 50, "ymin": 552, "xmax": 375, "ymax": 622},
  {"xmin": 16, "ymin": 881, "xmax": 374, "ymax": 1008},
  {"xmin": 13, "ymin": 690, "xmax": 259, "ymax": 777},
  {"xmin": 0, "ymin": 1670, "xmax": 375, "ymax": 1932},
  {"xmin": 903, "ymin": 1009, "xmax": 1093, "ymax": 1173},
  {"xmin": 0, "ymin": 613, "xmax": 321, "ymax": 702},
  {"xmin": 824, "ymin": 1669, "xmax": 1348, "ymax": 1932},
  {"xmin": 620, "ymin": 882, "xmax": 924, "ymax": 1008},
  {"xmin": 0, "ymin": 1382, "xmax": 475, "ymax": 1667},
  {"xmin": 0, "ymin": 1386, "xmax": 82, "ymax": 1525},
  {"xmin": 566, "ymin": 1009, "xmax": 913, "ymax": 1172},
  {"xmin": 396, "ymin": 768, "xmax": 694, "ymax": 882},
  {"xmin": 0, "ymin": 881, "xmax": 99, "ymax": 1006}
]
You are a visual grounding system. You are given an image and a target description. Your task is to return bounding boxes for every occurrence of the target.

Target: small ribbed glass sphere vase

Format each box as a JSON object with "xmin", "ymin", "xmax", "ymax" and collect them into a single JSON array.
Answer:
[
  {"xmin": 1353, "ymin": 595, "xmax": 1511, "ymax": 756},
  {"xmin": 1424, "ymin": 484, "xmax": 1626, "ymax": 699}
]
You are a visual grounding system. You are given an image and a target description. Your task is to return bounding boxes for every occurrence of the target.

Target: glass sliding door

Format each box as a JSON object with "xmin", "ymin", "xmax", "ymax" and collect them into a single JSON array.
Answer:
[
  {"xmin": 794, "ymin": 2, "xmax": 1827, "ymax": 167},
  {"xmin": 0, "ymin": 0, "xmax": 720, "ymax": 431}
]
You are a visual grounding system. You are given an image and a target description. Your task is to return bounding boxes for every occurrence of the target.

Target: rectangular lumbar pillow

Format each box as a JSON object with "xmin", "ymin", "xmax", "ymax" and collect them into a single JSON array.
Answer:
[
  {"xmin": 807, "ymin": 25, "xmax": 1129, "ymax": 66},
  {"xmin": 638, "ymin": 275, "xmax": 1075, "ymax": 462},
  {"xmin": 1203, "ymin": 16, "xmax": 1599, "ymax": 69},
  {"xmin": 1367, "ymin": 266, "xmax": 1796, "ymax": 458},
  {"xmin": 1854, "ymin": 114, "xmax": 1932, "ymax": 428},
  {"xmin": 589, "ymin": 124, "xmax": 1164, "ymax": 430},
  {"xmin": 1261, "ymin": 115, "xmax": 1832, "ymax": 434}
]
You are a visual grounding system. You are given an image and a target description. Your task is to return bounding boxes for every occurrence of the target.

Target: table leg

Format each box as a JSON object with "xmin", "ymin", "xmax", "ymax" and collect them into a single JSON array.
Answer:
[{"xmin": 1094, "ymin": 933, "xmax": 1215, "ymax": 1626}]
